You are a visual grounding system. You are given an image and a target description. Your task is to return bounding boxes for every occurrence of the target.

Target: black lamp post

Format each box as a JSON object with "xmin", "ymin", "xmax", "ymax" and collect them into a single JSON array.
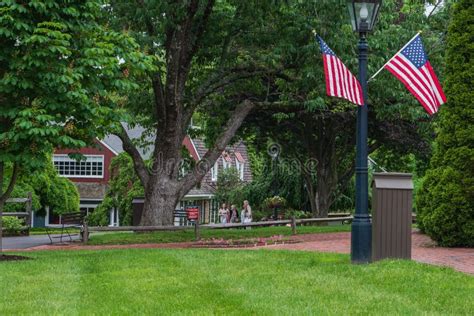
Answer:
[{"xmin": 347, "ymin": 0, "xmax": 382, "ymax": 264}]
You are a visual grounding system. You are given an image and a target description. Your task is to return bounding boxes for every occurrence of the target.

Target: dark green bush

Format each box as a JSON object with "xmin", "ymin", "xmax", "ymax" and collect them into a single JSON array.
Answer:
[
  {"xmin": 416, "ymin": 0, "xmax": 474, "ymax": 247},
  {"xmin": 2, "ymin": 216, "xmax": 24, "ymax": 234}
]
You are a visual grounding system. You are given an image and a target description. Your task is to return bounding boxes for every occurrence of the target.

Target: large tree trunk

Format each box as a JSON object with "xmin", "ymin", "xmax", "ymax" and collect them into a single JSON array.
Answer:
[
  {"xmin": 0, "ymin": 199, "xmax": 4, "ymax": 253},
  {"xmin": 0, "ymin": 162, "xmax": 5, "ymax": 253},
  {"xmin": 301, "ymin": 116, "xmax": 339, "ymax": 218},
  {"xmin": 314, "ymin": 165, "xmax": 337, "ymax": 218},
  {"xmin": 118, "ymin": 100, "xmax": 254, "ymax": 226},
  {"xmin": 0, "ymin": 162, "xmax": 19, "ymax": 253},
  {"xmin": 141, "ymin": 180, "xmax": 181, "ymax": 226},
  {"xmin": 303, "ymin": 165, "xmax": 337, "ymax": 219}
]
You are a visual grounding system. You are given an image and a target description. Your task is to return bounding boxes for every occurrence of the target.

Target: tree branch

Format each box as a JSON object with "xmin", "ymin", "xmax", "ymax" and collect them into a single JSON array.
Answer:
[
  {"xmin": 183, "ymin": 68, "xmax": 267, "ymax": 125},
  {"xmin": 427, "ymin": 0, "xmax": 443, "ymax": 19},
  {"xmin": 180, "ymin": 100, "xmax": 255, "ymax": 193},
  {"xmin": 135, "ymin": 1, "xmax": 167, "ymax": 121},
  {"xmin": 115, "ymin": 125, "xmax": 150, "ymax": 187},
  {"xmin": 152, "ymin": 73, "xmax": 166, "ymax": 124},
  {"xmin": 0, "ymin": 162, "xmax": 19, "ymax": 205},
  {"xmin": 183, "ymin": 0, "xmax": 215, "ymax": 67}
]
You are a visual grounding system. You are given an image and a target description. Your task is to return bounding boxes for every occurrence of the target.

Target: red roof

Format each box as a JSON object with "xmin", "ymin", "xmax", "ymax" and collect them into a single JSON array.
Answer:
[
  {"xmin": 183, "ymin": 136, "xmax": 200, "ymax": 161},
  {"xmin": 223, "ymin": 152, "xmax": 232, "ymax": 162},
  {"xmin": 235, "ymin": 152, "xmax": 245, "ymax": 163}
]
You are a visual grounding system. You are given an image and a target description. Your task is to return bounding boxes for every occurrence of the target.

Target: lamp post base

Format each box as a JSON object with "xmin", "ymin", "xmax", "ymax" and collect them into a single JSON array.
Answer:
[{"xmin": 351, "ymin": 216, "xmax": 372, "ymax": 264}]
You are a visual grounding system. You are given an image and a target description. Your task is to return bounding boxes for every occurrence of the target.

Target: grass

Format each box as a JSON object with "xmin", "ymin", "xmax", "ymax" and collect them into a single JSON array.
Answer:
[
  {"xmin": 29, "ymin": 227, "xmax": 81, "ymax": 235},
  {"xmin": 0, "ymin": 249, "xmax": 472, "ymax": 314},
  {"xmin": 87, "ymin": 224, "xmax": 351, "ymax": 245}
]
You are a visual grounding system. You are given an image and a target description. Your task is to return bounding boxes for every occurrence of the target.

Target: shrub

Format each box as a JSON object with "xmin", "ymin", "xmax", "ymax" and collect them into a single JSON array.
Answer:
[
  {"xmin": 251, "ymin": 209, "xmax": 269, "ymax": 222},
  {"xmin": 263, "ymin": 196, "xmax": 287, "ymax": 209},
  {"xmin": 417, "ymin": 167, "xmax": 473, "ymax": 246},
  {"xmin": 416, "ymin": 0, "xmax": 474, "ymax": 247},
  {"xmin": 215, "ymin": 167, "xmax": 245, "ymax": 207},
  {"xmin": 285, "ymin": 209, "xmax": 311, "ymax": 219},
  {"xmin": 89, "ymin": 153, "xmax": 143, "ymax": 226},
  {"xmin": 2, "ymin": 216, "xmax": 24, "ymax": 234}
]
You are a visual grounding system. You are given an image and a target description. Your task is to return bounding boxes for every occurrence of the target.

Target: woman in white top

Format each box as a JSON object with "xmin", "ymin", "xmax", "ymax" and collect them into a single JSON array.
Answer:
[
  {"xmin": 218, "ymin": 203, "xmax": 229, "ymax": 224},
  {"xmin": 241, "ymin": 200, "xmax": 252, "ymax": 224}
]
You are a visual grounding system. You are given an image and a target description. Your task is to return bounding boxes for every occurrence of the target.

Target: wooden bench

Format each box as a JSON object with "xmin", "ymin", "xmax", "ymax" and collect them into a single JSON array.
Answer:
[{"xmin": 45, "ymin": 211, "xmax": 87, "ymax": 244}]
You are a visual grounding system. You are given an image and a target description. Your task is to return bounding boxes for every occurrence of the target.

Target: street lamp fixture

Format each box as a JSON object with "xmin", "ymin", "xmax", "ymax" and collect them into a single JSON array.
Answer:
[
  {"xmin": 347, "ymin": 0, "xmax": 382, "ymax": 33},
  {"xmin": 346, "ymin": 0, "xmax": 381, "ymax": 264}
]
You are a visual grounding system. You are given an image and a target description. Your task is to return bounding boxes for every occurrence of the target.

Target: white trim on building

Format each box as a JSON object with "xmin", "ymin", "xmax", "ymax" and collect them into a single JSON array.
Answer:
[
  {"xmin": 53, "ymin": 154, "xmax": 105, "ymax": 179},
  {"xmin": 99, "ymin": 139, "xmax": 119, "ymax": 156},
  {"xmin": 211, "ymin": 161, "xmax": 218, "ymax": 181},
  {"xmin": 235, "ymin": 158, "xmax": 244, "ymax": 180}
]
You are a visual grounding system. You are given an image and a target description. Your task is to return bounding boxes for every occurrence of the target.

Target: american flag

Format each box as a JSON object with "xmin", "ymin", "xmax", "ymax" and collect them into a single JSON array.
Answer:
[
  {"xmin": 317, "ymin": 35, "xmax": 364, "ymax": 106},
  {"xmin": 384, "ymin": 35, "xmax": 446, "ymax": 115}
]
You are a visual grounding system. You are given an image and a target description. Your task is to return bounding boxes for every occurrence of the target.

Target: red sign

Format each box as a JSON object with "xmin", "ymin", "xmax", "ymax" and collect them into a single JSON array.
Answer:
[{"xmin": 186, "ymin": 206, "xmax": 199, "ymax": 221}]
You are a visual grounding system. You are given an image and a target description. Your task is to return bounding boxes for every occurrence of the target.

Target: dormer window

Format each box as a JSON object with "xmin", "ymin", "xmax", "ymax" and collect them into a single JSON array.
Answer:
[{"xmin": 222, "ymin": 152, "xmax": 232, "ymax": 169}]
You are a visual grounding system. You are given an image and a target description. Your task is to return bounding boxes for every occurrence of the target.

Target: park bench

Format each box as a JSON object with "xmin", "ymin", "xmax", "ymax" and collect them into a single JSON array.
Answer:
[{"xmin": 45, "ymin": 210, "xmax": 87, "ymax": 244}]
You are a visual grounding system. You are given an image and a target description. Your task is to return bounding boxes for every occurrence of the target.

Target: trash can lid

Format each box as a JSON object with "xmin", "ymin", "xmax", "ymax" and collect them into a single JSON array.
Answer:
[{"xmin": 372, "ymin": 173, "xmax": 413, "ymax": 190}]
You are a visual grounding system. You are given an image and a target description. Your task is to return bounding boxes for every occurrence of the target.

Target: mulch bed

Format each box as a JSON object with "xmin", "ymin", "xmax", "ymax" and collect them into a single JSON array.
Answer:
[
  {"xmin": 0, "ymin": 254, "xmax": 31, "ymax": 262},
  {"xmin": 190, "ymin": 235, "xmax": 303, "ymax": 248}
]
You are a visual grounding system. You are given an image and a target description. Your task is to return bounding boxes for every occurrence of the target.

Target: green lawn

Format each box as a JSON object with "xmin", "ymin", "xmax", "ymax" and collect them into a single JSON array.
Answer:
[
  {"xmin": 29, "ymin": 227, "xmax": 81, "ymax": 235},
  {"xmin": 0, "ymin": 249, "xmax": 472, "ymax": 314},
  {"xmin": 87, "ymin": 224, "xmax": 351, "ymax": 245}
]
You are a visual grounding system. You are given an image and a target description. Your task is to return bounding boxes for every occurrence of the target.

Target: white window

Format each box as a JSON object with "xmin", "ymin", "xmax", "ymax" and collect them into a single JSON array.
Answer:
[
  {"xmin": 222, "ymin": 158, "xmax": 229, "ymax": 170},
  {"xmin": 235, "ymin": 159, "xmax": 245, "ymax": 180},
  {"xmin": 211, "ymin": 162, "xmax": 218, "ymax": 181},
  {"xmin": 53, "ymin": 155, "xmax": 104, "ymax": 178}
]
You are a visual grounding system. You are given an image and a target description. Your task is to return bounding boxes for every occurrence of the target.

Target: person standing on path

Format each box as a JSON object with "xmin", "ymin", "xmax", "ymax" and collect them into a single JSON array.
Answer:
[
  {"xmin": 241, "ymin": 200, "xmax": 252, "ymax": 228},
  {"xmin": 218, "ymin": 204, "xmax": 229, "ymax": 224},
  {"xmin": 230, "ymin": 205, "xmax": 239, "ymax": 223}
]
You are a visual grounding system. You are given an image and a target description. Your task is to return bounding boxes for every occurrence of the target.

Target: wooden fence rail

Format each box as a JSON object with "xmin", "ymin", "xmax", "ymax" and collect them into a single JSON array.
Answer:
[
  {"xmin": 1, "ymin": 192, "xmax": 33, "ymax": 237},
  {"xmin": 88, "ymin": 225, "xmax": 191, "ymax": 232},
  {"xmin": 84, "ymin": 216, "xmax": 353, "ymax": 243},
  {"xmin": 0, "ymin": 212, "xmax": 30, "ymax": 217}
]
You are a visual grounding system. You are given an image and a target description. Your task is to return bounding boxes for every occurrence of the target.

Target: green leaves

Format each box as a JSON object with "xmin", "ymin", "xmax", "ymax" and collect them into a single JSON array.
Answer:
[{"xmin": 0, "ymin": 0, "xmax": 153, "ymax": 166}]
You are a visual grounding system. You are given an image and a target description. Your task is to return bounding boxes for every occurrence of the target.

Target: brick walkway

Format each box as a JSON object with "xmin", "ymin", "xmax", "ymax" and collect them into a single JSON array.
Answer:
[{"xmin": 259, "ymin": 231, "xmax": 474, "ymax": 275}]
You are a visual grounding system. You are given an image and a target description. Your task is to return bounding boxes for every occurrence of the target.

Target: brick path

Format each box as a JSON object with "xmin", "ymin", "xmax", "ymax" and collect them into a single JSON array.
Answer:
[{"xmin": 259, "ymin": 231, "xmax": 474, "ymax": 275}]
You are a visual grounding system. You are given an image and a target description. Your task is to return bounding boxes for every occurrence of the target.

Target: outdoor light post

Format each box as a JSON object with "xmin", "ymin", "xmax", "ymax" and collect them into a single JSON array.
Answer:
[{"xmin": 347, "ymin": 0, "xmax": 382, "ymax": 264}]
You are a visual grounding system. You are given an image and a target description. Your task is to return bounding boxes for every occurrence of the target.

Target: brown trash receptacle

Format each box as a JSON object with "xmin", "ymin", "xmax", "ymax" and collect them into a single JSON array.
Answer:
[
  {"xmin": 132, "ymin": 197, "xmax": 144, "ymax": 226},
  {"xmin": 372, "ymin": 173, "xmax": 413, "ymax": 261}
]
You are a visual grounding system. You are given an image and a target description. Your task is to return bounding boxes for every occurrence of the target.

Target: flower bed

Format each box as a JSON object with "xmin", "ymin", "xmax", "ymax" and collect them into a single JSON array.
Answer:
[{"xmin": 190, "ymin": 235, "xmax": 301, "ymax": 248}]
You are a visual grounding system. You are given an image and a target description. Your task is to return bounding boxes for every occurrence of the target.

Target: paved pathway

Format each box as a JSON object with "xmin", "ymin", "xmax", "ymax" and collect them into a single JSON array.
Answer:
[
  {"xmin": 259, "ymin": 231, "xmax": 474, "ymax": 275},
  {"xmin": 2, "ymin": 234, "xmax": 81, "ymax": 250}
]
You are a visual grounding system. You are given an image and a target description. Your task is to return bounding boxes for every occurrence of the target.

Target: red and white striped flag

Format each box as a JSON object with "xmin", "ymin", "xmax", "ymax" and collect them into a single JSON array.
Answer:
[
  {"xmin": 380, "ymin": 34, "xmax": 446, "ymax": 115},
  {"xmin": 317, "ymin": 35, "xmax": 364, "ymax": 106}
]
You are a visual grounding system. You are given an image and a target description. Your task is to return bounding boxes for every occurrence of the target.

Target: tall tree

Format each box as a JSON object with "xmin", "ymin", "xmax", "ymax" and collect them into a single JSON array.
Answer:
[
  {"xmin": 0, "ymin": 0, "xmax": 149, "ymax": 250},
  {"xmin": 240, "ymin": 0, "xmax": 441, "ymax": 217},
  {"xmin": 416, "ymin": 0, "xmax": 474, "ymax": 247},
  {"xmin": 106, "ymin": 1, "xmax": 289, "ymax": 225}
]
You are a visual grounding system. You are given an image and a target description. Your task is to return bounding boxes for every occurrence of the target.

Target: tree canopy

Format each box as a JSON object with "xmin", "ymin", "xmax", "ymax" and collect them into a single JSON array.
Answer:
[
  {"xmin": 0, "ymin": 0, "xmax": 151, "ymax": 250},
  {"xmin": 238, "ymin": 0, "xmax": 448, "ymax": 217},
  {"xmin": 0, "ymin": 0, "xmax": 151, "ymax": 205}
]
